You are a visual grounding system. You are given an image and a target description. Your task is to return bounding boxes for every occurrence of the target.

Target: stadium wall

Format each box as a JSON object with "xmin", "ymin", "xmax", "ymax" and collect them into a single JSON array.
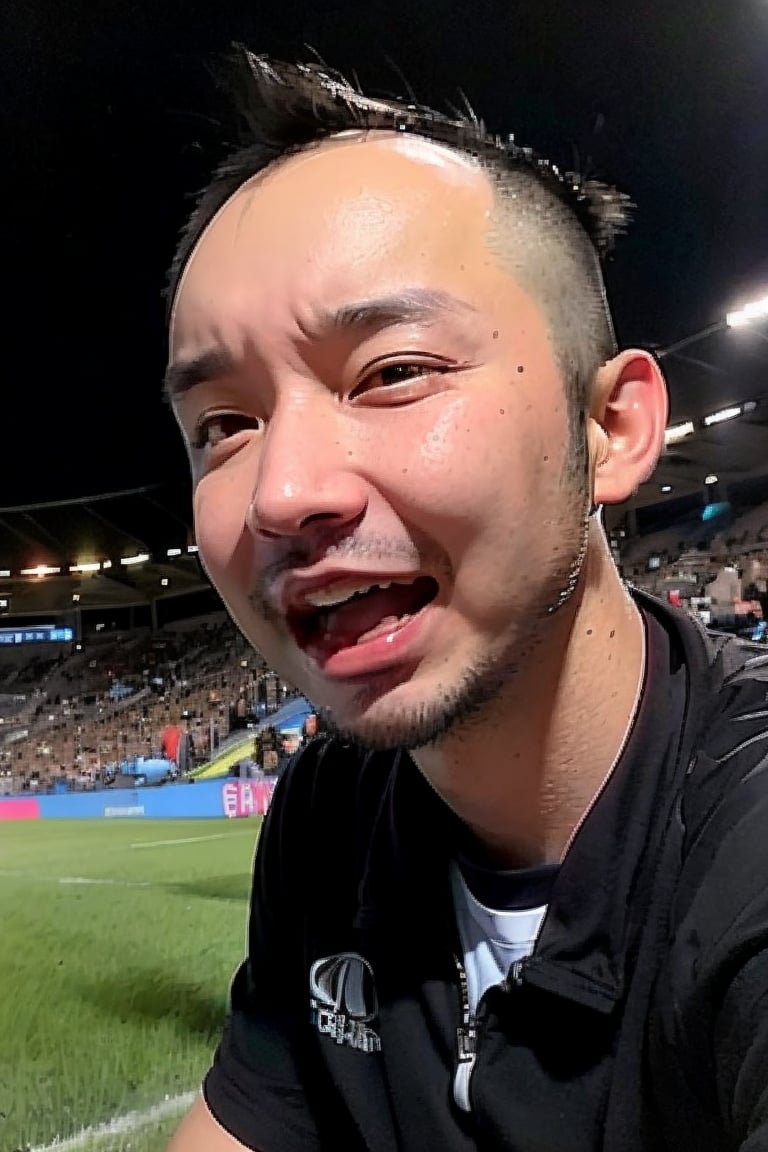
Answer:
[
  {"xmin": 0, "ymin": 797, "xmax": 41, "ymax": 820},
  {"xmin": 0, "ymin": 779, "xmax": 274, "ymax": 821}
]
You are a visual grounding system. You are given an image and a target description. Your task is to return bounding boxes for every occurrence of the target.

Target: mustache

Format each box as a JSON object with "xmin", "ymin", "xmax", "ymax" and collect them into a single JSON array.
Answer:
[{"xmin": 248, "ymin": 534, "xmax": 449, "ymax": 619}]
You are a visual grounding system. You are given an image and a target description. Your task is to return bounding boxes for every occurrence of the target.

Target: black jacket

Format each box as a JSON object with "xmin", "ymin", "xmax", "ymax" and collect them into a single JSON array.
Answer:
[{"xmin": 205, "ymin": 592, "xmax": 768, "ymax": 1151}]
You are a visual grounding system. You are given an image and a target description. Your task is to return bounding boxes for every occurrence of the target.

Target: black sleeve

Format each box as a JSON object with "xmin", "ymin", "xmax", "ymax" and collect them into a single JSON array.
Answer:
[
  {"xmin": 203, "ymin": 751, "xmax": 324, "ymax": 1152},
  {"xmin": 713, "ymin": 950, "xmax": 768, "ymax": 1151},
  {"xmin": 670, "ymin": 685, "xmax": 768, "ymax": 1149}
]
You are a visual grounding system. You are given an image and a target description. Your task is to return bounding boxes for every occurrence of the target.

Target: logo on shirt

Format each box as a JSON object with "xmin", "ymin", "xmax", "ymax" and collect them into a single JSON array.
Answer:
[{"xmin": 309, "ymin": 952, "xmax": 382, "ymax": 1053}]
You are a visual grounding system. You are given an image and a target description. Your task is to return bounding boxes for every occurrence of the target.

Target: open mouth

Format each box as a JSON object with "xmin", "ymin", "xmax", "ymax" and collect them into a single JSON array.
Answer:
[{"xmin": 287, "ymin": 574, "xmax": 439, "ymax": 663}]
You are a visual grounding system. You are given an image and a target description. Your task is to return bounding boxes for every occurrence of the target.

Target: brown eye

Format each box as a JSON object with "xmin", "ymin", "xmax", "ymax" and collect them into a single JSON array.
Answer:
[
  {"xmin": 192, "ymin": 413, "xmax": 264, "ymax": 451},
  {"xmin": 377, "ymin": 364, "xmax": 430, "ymax": 385},
  {"xmin": 350, "ymin": 361, "xmax": 450, "ymax": 402}
]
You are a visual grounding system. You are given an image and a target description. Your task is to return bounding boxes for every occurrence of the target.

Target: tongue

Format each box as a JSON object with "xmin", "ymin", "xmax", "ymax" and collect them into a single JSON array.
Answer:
[{"xmin": 319, "ymin": 582, "xmax": 428, "ymax": 649}]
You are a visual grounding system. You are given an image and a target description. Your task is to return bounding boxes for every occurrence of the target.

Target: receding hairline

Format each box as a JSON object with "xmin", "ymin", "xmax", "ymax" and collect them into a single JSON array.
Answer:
[
  {"xmin": 166, "ymin": 45, "xmax": 632, "ymax": 338},
  {"xmin": 169, "ymin": 127, "xmax": 575, "ymax": 330}
]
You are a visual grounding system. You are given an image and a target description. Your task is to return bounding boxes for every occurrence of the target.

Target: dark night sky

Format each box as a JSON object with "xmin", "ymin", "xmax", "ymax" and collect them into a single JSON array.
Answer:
[{"xmin": 4, "ymin": 1, "xmax": 768, "ymax": 506}]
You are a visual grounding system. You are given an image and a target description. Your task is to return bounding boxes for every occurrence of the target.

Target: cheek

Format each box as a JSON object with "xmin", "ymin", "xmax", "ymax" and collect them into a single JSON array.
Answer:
[
  {"xmin": 384, "ymin": 386, "xmax": 575, "ymax": 595},
  {"xmin": 387, "ymin": 390, "xmax": 550, "ymax": 518},
  {"xmin": 192, "ymin": 471, "xmax": 250, "ymax": 589},
  {"xmin": 393, "ymin": 397, "xmax": 476, "ymax": 506}
]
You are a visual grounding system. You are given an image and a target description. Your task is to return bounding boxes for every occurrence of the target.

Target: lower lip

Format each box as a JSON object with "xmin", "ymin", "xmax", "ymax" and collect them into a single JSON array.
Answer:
[{"xmin": 302, "ymin": 604, "xmax": 433, "ymax": 681}]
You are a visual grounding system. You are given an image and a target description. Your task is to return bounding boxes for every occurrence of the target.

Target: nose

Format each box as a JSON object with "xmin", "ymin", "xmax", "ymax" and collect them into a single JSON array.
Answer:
[{"xmin": 245, "ymin": 400, "xmax": 369, "ymax": 541}]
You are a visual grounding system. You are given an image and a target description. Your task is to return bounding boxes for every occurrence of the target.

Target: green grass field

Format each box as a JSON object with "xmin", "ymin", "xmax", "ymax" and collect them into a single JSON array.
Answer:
[{"xmin": 0, "ymin": 818, "xmax": 261, "ymax": 1152}]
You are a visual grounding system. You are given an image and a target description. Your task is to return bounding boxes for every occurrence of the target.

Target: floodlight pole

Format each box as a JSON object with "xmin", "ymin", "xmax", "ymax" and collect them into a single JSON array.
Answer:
[
  {"xmin": 657, "ymin": 320, "xmax": 727, "ymax": 360},
  {"xmin": 657, "ymin": 295, "xmax": 768, "ymax": 360}
]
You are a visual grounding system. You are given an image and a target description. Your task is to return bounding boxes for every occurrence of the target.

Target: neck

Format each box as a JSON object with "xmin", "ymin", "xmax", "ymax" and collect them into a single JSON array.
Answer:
[{"xmin": 413, "ymin": 523, "xmax": 645, "ymax": 867}]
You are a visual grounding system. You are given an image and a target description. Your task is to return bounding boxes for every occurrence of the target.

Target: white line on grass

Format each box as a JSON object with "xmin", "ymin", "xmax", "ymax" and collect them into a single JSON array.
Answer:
[
  {"xmin": 29, "ymin": 1089, "xmax": 196, "ymax": 1152},
  {"xmin": 0, "ymin": 869, "xmax": 154, "ymax": 890},
  {"xmin": 58, "ymin": 876, "xmax": 153, "ymax": 888},
  {"xmin": 131, "ymin": 831, "xmax": 253, "ymax": 849}
]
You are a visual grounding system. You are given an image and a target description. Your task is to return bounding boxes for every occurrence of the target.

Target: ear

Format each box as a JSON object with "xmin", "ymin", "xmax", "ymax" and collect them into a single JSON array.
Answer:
[{"xmin": 587, "ymin": 349, "xmax": 668, "ymax": 507}]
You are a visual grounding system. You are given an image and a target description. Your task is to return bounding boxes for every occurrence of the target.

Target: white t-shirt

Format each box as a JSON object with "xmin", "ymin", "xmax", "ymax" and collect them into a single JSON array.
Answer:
[
  {"xmin": 450, "ymin": 862, "xmax": 548, "ymax": 1111},
  {"xmin": 450, "ymin": 861, "xmax": 547, "ymax": 1012}
]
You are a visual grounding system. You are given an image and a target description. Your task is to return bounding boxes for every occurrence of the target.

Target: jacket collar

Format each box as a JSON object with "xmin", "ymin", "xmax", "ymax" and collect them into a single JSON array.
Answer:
[{"xmin": 353, "ymin": 590, "xmax": 719, "ymax": 1013}]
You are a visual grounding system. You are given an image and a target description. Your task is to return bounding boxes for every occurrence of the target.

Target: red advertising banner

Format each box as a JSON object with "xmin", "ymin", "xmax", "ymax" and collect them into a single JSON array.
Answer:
[
  {"xmin": 0, "ymin": 797, "xmax": 41, "ymax": 821},
  {"xmin": 221, "ymin": 779, "xmax": 276, "ymax": 819}
]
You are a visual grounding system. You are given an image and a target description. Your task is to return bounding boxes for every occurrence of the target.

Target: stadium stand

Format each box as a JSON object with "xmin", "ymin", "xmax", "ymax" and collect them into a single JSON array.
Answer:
[
  {"xmin": 1, "ymin": 478, "xmax": 766, "ymax": 799},
  {"xmin": 0, "ymin": 614, "xmax": 301, "ymax": 795},
  {"xmin": 0, "ymin": 484, "xmax": 308, "ymax": 797},
  {"xmin": 618, "ymin": 493, "xmax": 768, "ymax": 639}
]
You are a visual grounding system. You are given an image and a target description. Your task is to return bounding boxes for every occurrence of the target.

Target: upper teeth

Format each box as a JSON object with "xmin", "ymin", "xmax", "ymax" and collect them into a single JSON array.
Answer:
[{"xmin": 303, "ymin": 579, "xmax": 408, "ymax": 610}]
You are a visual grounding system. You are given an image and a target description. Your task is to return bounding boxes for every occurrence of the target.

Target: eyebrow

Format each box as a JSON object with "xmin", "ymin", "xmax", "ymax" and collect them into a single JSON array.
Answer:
[
  {"xmin": 163, "ymin": 347, "xmax": 240, "ymax": 404},
  {"xmin": 163, "ymin": 288, "xmax": 476, "ymax": 403},
  {"xmin": 314, "ymin": 287, "xmax": 477, "ymax": 336}
]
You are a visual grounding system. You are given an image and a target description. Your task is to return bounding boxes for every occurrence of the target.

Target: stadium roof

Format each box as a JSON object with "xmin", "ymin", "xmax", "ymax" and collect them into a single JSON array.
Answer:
[
  {"xmin": 0, "ymin": 482, "xmax": 208, "ymax": 616},
  {"xmin": 635, "ymin": 322, "xmax": 768, "ymax": 511},
  {"xmin": 1, "ymin": 341, "xmax": 766, "ymax": 618}
]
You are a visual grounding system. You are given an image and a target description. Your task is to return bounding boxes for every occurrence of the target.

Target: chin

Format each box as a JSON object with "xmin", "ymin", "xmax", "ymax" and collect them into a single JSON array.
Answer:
[{"xmin": 315, "ymin": 663, "xmax": 493, "ymax": 754}]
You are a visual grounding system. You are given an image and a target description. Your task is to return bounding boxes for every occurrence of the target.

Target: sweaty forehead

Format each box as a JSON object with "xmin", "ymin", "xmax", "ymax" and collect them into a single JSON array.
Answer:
[{"xmin": 170, "ymin": 133, "xmax": 501, "ymax": 351}]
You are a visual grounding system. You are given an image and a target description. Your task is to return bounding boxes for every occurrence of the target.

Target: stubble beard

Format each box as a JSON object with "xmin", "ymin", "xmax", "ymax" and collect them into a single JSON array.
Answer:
[{"xmin": 319, "ymin": 474, "xmax": 592, "ymax": 755}]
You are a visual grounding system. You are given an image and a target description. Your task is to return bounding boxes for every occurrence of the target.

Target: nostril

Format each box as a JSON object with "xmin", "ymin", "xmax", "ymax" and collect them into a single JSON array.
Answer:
[
  {"xmin": 299, "ymin": 510, "xmax": 350, "ymax": 530},
  {"xmin": 247, "ymin": 497, "xmax": 367, "ymax": 542}
]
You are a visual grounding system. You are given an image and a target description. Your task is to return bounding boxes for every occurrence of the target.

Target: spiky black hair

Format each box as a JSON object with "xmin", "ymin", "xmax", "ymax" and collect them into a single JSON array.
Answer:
[
  {"xmin": 167, "ymin": 44, "xmax": 633, "ymax": 474},
  {"xmin": 167, "ymin": 45, "xmax": 631, "ymax": 310}
]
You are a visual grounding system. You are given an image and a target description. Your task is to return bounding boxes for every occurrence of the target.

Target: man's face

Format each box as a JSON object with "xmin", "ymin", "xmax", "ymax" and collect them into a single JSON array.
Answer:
[{"xmin": 169, "ymin": 134, "xmax": 590, "ymax": 750}]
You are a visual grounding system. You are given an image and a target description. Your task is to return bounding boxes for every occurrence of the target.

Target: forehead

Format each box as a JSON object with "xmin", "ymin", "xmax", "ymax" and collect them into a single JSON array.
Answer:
[{"xmin": 170, "ymin": 134, "xmax": 503, "ymax": 350}]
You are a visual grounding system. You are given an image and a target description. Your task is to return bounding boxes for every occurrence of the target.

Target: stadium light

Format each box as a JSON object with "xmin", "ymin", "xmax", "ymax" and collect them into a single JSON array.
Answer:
[
  {"xmin": 704, "ymin": 474, "xmax": 719, "ymax": 485},
  {"xmin": 120, "ymin": 553, "xmax": 149, "ymax": 567},
  {"xmin": 187, "ymin": 544, "xmax": 199, "ymax": 554},
  {"xmin": 703, "ymin": 405, "xmax": 741, "ymax": 427},
  {"xmin": 658, "ymin": 291, "xmax": 768, "ymax": 359},
  {"xmin": 166, "ymin": 547, "xmax": 182, "ymax": 557},
  {"xmin": 664, "ymin": 421, "xmax": 695, "ymax": 445},
  {"xmin": 20, "ymin": 564, "xmax": 61, "ymax": 577},
  {"xmin": 661, "ymin": 485, "xmax": 673, "ymax": 493},
  {"xmin": 726, "ymin": 294, "xmax": 768, "ymax": 328},
  {"xmin": 69, "ymin": 561, "xmax": 101, "ymax": 574},
  {"xmin": 0, "ymin": 570, "xmax": 10, "ymax": 579},
  {"xmin": 663, "ymin": 395, "xmax": 759, "ymax": 451}
]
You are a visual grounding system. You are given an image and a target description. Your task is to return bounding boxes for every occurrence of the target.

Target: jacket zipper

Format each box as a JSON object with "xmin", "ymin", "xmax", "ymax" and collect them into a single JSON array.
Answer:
[
  {"xmin": 453, "ymin": 954, "xmax": 531, "ymax": 1111},
  {"xmin": 508, "ymin": 957, "xmax": 527, "ymax": 987},
  {"xmin": 453, "ymin": 954, "xmax": 477, "ymax": 1112}
]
